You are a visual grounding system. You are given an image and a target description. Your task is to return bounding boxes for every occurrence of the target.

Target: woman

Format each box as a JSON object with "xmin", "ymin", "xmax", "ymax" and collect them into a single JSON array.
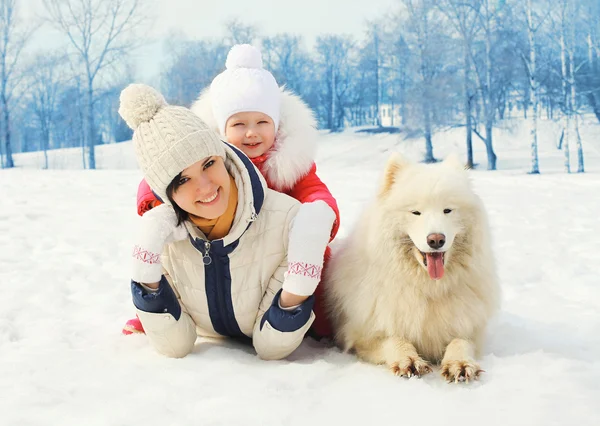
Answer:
[
  {"xmin": 120, "ymin": 83, "xmax": 314, "ymax": 359},
  {"xmin": 125, "ymin": 44, "xmax": 338, "ymax": 338}
]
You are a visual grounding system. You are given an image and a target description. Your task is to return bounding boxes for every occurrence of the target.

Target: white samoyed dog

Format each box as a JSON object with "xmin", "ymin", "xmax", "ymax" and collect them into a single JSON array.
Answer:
[{"xmin": 324, "ymin": 153, "xmax": 500, "ymax": 383}]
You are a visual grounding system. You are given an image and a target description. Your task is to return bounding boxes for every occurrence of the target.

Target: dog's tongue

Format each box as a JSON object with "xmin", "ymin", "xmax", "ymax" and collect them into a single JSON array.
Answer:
[{"xmin": 426, "ymin": 253, "xmax": 444, "ymax": 280}]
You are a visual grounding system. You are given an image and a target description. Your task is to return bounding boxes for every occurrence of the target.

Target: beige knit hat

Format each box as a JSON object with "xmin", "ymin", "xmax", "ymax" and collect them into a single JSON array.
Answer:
[{"xmin": 119, "ymin": 84, "xmax": 226, "ymax": 203}]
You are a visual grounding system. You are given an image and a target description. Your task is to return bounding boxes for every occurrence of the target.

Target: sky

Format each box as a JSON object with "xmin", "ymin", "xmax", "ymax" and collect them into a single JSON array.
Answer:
[{"xmin": 24, "ymin": 0, "xmax": 398, "ymax": 83}]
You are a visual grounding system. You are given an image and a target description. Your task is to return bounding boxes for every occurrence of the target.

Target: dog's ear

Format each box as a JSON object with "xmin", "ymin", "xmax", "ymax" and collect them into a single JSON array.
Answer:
[
  {"xmin": 443, "ymin": 152, "xmax": 467, "ymax": 171},
  {"xmin": 379, "ymin": 153, "xmax": 408, "ymax": 197}
]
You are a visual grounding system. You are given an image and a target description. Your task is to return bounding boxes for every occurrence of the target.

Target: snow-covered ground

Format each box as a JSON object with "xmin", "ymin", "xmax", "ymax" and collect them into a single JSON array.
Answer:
[{"xmin": 1, "ymin": 118, "xmax": 599, "ymax": 425}]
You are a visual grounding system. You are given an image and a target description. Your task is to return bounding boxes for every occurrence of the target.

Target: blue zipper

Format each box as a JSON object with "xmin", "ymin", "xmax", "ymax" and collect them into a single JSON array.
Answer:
[{"xmin": 199, "ymin": 239, "xmax": 241, "ymax": 337}]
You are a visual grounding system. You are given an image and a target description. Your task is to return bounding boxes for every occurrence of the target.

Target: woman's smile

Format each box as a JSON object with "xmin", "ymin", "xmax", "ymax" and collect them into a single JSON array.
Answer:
[{"xmin": 196, "ymin": 189, "xmax": 220, "ymax": 205}]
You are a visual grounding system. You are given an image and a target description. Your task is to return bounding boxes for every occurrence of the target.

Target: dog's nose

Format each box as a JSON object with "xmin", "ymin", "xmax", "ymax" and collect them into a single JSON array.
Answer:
[{"xmin": 427, "ymin": 233, "xmax": 446, "ymax": 249}]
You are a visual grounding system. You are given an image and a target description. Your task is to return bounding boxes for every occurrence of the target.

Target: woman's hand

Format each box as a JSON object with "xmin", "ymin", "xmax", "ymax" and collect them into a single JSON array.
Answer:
[
  {"xmin": 131, "ymin": 204, "xmax": 188, "ymax": 284},
  {"xmin": 282, "ymin": 201, "xmax": 335, "ymax": 297},
  {"xmin": 279, "ymin": 290, "xmax": 309, "ymax": 308}
]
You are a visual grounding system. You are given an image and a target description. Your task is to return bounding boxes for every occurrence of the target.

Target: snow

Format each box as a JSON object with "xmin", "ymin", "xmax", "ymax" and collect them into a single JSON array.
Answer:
[{"xmin": 1, "ymin": 117, "xmax": 599, "ymax": 425}]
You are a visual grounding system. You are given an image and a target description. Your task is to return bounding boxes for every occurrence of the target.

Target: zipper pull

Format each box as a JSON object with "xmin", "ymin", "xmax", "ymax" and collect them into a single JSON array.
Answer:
[
  {"xmin": 203, "ymin": 241, "xmax": 212, "ymax": 265},
  {"xmin": 249, "ymin": 210, "xmax": 258, "ymax": 222}
]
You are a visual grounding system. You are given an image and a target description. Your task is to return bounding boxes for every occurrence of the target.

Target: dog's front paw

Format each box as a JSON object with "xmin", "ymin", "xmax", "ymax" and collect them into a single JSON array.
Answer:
[
  {"xmin": 440, "ymin": 359, "xmax": 483, "ymax": 384},
  {"xmin": 390, "ymin": 356, "xmax": 433, "ymax": 378}
]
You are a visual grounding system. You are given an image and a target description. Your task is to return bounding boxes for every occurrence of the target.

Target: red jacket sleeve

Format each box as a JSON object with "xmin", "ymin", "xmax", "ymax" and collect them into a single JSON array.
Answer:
[
  {"xmin": 136, "ymin": 178, "xmax": 162, "ymax": 216},
  {"xmin": 286, "ymin": 163, "xmax": 340, "ymax": 241}
]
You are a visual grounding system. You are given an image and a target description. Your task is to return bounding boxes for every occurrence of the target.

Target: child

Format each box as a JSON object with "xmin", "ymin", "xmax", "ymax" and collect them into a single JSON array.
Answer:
[{"xmin": 123, "ymin": 44, "xmax": 339, "ymax": 338}]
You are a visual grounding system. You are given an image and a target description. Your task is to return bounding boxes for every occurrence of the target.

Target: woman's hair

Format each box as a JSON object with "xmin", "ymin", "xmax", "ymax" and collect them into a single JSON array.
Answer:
[{"xmin": 166, "ymin": 173, "xmax": 189, "ymax": 226}]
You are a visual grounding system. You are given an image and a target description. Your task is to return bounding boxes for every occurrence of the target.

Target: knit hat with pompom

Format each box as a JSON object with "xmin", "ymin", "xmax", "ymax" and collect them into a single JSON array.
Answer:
[
  {"xmin": 118, "ymin": 84, "xmax": 226, "ymax": 203},
  {"xmin": 210, "ymin": 44, "xmax": 281, "ymax": 135}
]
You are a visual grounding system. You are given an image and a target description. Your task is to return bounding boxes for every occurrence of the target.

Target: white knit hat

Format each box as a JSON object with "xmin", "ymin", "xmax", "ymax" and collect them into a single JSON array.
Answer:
[
  {"xmin": 118, "ymin": 84, "xmax": 226, "ymax": 203},
  {"xmin": 210, "ymin": 44, "xmax": 281, "ymax": 135}
]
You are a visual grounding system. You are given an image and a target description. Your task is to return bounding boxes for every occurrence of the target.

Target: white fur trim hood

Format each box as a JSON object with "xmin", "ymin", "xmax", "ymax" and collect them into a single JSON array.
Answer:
[{"xmin": 190, "ymin": 88, "xmax": 318, "ymax": 192}]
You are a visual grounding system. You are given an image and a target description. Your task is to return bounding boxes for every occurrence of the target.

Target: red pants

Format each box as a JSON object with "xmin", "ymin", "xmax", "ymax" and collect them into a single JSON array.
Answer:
[{"xmin": 310, "ymin": 246, "xmax": 333, "ymax": 338}]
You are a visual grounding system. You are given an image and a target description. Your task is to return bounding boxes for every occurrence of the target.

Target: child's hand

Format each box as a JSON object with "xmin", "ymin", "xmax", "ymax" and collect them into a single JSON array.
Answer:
[{"xmin": 279, "ymin": 290, "xmax": 309, "ymax": 308}]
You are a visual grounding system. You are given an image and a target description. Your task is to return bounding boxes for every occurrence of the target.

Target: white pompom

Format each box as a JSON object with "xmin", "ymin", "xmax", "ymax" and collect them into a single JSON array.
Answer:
[
  {"xmin": 119, "ymin": 84, "xmax": 167, "ymax": 129},
  {"xmin": 225, "ymin": 44, "xmax": 263, "ymax": 70}
]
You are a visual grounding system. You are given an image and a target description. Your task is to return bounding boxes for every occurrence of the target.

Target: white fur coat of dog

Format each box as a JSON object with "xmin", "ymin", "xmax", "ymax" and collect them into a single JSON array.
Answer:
[{"xmin": 324, "ymin": 154, "xmax": 500, "ymax": 383}]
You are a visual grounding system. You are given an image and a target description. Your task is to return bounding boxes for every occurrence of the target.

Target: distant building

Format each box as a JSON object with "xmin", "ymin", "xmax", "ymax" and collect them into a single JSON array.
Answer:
[{"xmin": 379, "ymin": 104, "xmax": 402, "ymax": 127}]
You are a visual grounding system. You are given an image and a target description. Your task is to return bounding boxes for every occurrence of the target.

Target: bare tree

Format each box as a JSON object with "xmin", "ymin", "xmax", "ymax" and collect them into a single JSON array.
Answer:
[
  {"xmin": 0, "ymin": 0, "xmax": 31, "ymax": 168},
  {"xmin": 43, "ymin": 0, "xmax": 146, "ymax": 169},
  {"xmin": 581, "ymin": 0, "xmax": 600, "ymax": 124},
  {"xmin": 315, "ymin": 35, "xmax": 355, "ymax": 131},
  {"xmin": 389, "ymin": 34, "xmax": 411, "ymax": 127},
  {"xmin": 557, "ymin": 1, "xmax": 571, "ymax": 172},
  {"xmin": 521, "ymin": 0, "xmax": 550, "ymax": 174},
  {"xmin": 551, "ymin": 0, "xmax": 586, "ymax": 173},
  {"xmin": 401, "ymin": 0, "xmax": 443, "ymax": 163},
  {"xmin": 161, "ymin": 38, "xmax": 227, "ymax": 106},
  {"xmin": 364, "ymin": 22, "xmax": 384, "ymax": 127},
  {"xmin": 354, "ymin": 22, "xmax": 387, "ymax": 128},
  {"xmin": 566, "ymin": 0, "xmax": 585, "ymax": 173},
  {"xmin": 261, "ymin": 34, "xmax": 310, "ymax": 95},
  {"xmin": 471, "ymin": 0, "xmax": 500, "ymax": 170},
  {"xmin": 28, "ymin": 53, "xmax": 67, "ymax": 169},
  {"xmin": 52, "ymin": 81, "xmax": 85, "ymax": 152},
  {"xmin": 438, "ymin": 0, "xmax": 481, "ymax": 168}
]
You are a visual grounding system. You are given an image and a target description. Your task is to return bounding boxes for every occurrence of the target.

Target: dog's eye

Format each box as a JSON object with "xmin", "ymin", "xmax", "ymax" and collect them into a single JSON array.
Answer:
[
  {"xmin": 444, "ymin": 209, "xmax": 452, "ymax": 214},
  {"xmin": 411, "ymin": 211, "xmax": 421, "ymax": 216}
]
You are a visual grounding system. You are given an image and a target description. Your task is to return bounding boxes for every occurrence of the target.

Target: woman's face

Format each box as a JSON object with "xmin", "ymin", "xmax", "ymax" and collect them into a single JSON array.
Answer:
[
  {"xmin": 224, "ymin": 111, "xmax": 276, "ymax": 158},
  {"xmin": 171, "ymin": 156, "xmax": 231, "ymax": 220}
]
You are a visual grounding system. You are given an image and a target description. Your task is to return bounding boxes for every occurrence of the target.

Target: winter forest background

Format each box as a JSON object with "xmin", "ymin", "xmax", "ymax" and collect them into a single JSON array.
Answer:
[{"xmin": 2, "ymin": 0, "xmax": 600, "ymax": 173}]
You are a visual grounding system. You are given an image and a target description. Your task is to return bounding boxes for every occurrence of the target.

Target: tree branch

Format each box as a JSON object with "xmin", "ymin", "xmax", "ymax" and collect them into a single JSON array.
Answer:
[{"xmin": 473, "ymin": 127, "xmax": 486, "ymax": 142}]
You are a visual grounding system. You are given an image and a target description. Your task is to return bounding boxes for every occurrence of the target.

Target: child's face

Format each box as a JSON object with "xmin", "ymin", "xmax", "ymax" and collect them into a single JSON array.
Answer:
[
  {"xmin": 224, "ymin": 111, "xmax": 276, "ymax": 158},
  {"xmin": 171, "ymin": 156, "xmax": 231, "ymax": 220}
]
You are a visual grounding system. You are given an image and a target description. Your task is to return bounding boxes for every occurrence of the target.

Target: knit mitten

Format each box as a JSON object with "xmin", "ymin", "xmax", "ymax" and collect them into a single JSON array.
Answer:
[
  {"xmin": 282, "ymin": 200, "xmax": 336, "ymax": 296},
  {"xmin": 131, "ymin": 204, "xmax": 188, "ymax": 284}
]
